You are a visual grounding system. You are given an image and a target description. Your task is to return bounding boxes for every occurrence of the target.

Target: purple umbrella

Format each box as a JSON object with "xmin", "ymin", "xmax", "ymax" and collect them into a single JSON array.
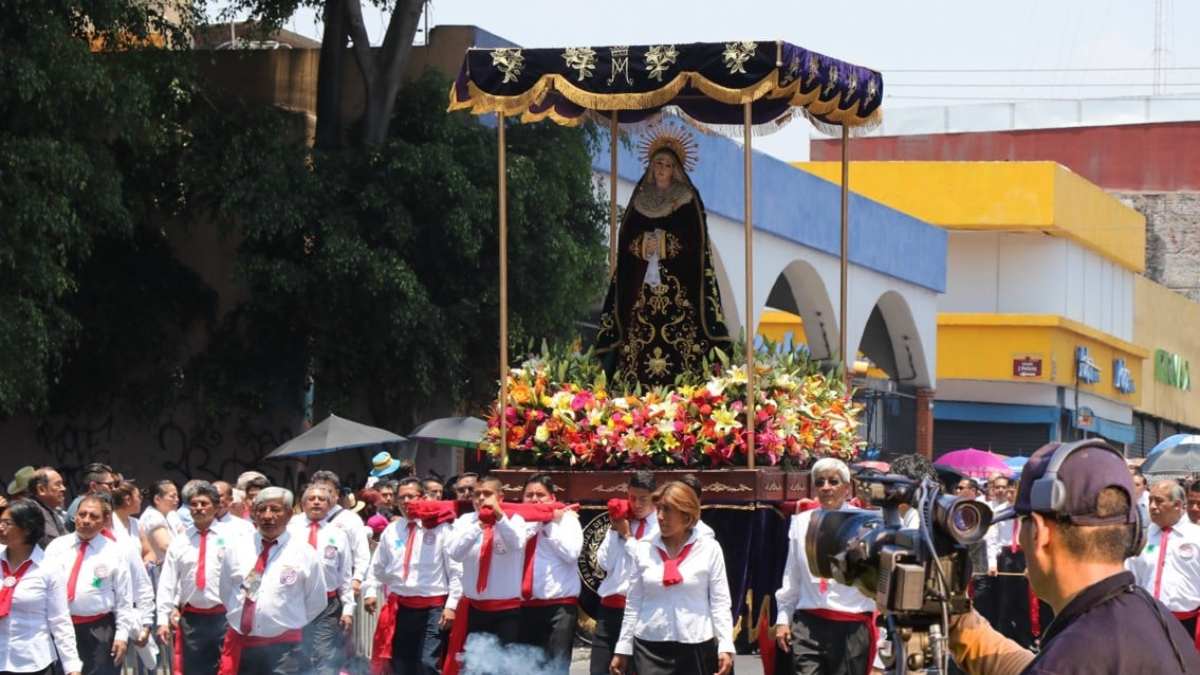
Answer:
[{"xmin": 934, "ymin": 448, "xmax": 1013, "ymax": 479}]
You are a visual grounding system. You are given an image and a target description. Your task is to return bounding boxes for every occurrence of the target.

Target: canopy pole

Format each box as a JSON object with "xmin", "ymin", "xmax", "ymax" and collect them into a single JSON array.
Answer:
[
  {"xmin": 498, "ymin": 112, "xmax": 509, "ymax": 468},
  {"xmin": 839, "ymin": 124, "xmax": 850, "ymax": 389},
  {"xmin": 743, "ymin": 101, "xmax": 756, "ymax": 468},
  {"xmin": 609, "ymin": 111, "xmax": 619, "ymax": 272}
]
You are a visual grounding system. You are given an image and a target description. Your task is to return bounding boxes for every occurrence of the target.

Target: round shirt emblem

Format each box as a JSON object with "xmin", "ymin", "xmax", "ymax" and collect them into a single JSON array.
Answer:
[
  {"xmin": 423, "ymin": 532, "xmax": 436, "ymax": 546},
  {"xmin": 1179, "ymin": 543, "xmax": 1197, "ymax": 561},
  {"xmin": 324, "ymin": 545, "xmax": 338, "ymax": 560},
  {"xmin": 578, "ymin": 513, "xmax": 612, "ymax": 593},
  {"xmin": 2, "ymin": 576, "xmax": 16, "ymax": 588},
  {"xmin": 93, "ymin": 564, "xmax": 110, "ymax": 578},
  {"xmin": 280, "ymin": 568, "xmax": 299, "ymax": 586}
]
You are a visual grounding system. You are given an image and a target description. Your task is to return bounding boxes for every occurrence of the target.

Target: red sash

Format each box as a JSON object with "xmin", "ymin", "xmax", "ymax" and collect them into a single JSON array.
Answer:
[
  {"xmin": 1172, "ymin": 607, "xmax": 1200, "ymax": 650},
  {"xmin": 71, "ymin": 612, "xmax": 111, "ymax": 624},
  {"xmin": 442, "ymin": 598, "xmax": 521, "ymax": 675},
  {"xmin": 521, "ymin": 597, "xmax": 578, "ymax": 608},
  {"xmin": 217, "ymin": 628, "xmax": 302, "ymax": 675},
  {"xmin": 601, "ymin": 594, "xmax": 627, "ymax": 609},
  {"xmin": 804, "ymin": 609, "xmax": 878, "ymax": 675},
  {"xmin": 1027, "ymin": 579, "xmax": 1041, "ymax": 637},
  {"xmin": 370, "ymin": 593, "xmax": 448, "ymax": 675}
]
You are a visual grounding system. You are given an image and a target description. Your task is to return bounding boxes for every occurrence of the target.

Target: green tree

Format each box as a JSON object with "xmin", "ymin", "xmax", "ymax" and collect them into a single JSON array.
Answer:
[{"xmin": 0, "ymin": 0, "xmax": 210, "ymax": 417}]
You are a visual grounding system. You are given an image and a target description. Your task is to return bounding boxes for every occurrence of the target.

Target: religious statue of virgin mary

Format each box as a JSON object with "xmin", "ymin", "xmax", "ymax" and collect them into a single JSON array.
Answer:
[{"xmin": 594, "ymin": 125, "xmax": 731, "ymax": 389}]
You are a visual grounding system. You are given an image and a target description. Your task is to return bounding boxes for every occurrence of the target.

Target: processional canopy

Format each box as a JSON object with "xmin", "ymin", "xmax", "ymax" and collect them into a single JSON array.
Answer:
[{"xmin": 449, "ymin": 40, "xmax": 883, "ymax": 130}]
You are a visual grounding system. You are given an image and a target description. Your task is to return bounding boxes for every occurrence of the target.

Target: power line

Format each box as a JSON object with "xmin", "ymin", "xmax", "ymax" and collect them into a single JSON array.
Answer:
[{"xmin": 882, "ymin": 65, "xmax": 1200, "ymax": 73}]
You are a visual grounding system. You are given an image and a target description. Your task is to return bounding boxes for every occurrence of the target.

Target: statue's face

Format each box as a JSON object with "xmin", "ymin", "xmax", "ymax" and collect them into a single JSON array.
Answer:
[{"xmin": 651, "ymin": 153, "xmax": 675, "ymax": 189}]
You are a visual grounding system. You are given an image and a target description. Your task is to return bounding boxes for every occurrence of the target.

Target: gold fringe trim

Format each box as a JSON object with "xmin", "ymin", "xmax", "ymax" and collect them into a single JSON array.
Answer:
[{"xmin": 548, "ymin": 73, "xmax": 691, "ymax": 112}]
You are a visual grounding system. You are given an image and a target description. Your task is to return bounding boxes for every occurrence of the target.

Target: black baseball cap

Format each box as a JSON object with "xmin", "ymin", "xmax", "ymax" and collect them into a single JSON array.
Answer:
[{"xmin": 1004, "ymin": 441, "xmax": 1138, "ymax": 526}]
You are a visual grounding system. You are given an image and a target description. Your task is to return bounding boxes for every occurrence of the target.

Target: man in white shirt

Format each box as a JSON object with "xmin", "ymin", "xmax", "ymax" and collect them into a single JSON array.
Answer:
[
  {"xmin": 590, "ymin": 470, "xmax": 658, "ymax": 675},
  {"xmin": 518, "ymin": 474, "xmax": 583, "ymax": 673},
  {"xmin": 156, "ymin": 481, "xmax": 229, "ymax": 675},
  {"xmin": 286, "ymin": 484, "xmax": 355, "ymax": 675},
  {"xmin": 213, "ymin": 480, "xmax": 255, "ymax": 542},
  {"xmin": 310, "ymin": 470, "xmax": 370, "ymax": 596},
  {"xmin": 1188, "ymin": 480, "xmax": 1200, "ymax": 525},
  {"xmin": 775, "ymin": 458, "xmax": 876, "ymax": 675},
  {"xmin": 45, "ymin": 494, "xmax": 136, "ymax": 675},
  {"xmin": 443, "ymin": 476, "xmax": 528, "ymax": 674},
  {"xmin": 95, "ymin": 494, "xmax": 154, "ymax": 667},
  {"xmin": 216, "ymin": 487, "xmax": 327, "ymax": 675},
  {"xmin": 364, "ymin": 477, "xmax": 461, "ymax": 675},
  {"xmin": 1127, "ymin": 479, "xmax": 1200, "ymax": 648}
]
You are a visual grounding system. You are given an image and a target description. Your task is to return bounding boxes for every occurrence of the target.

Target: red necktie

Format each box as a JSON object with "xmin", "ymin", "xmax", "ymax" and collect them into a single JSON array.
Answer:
[
  {"xmin": 658, "ymin": 542, "xmax": 696, "ymax": 587},
  {"xmin": 635, "ymin": 518, "xmax": 646, "ymax": 540},
  {"xmin": 239, "ymin": 539, "xmax": 276, "ymax": 635},
  {"xmin": 0, "ymin": 558, "xmax": 34, "ymax": 617},
  {"xmin": 401, "ymin": 522, "xmax": 418, "ymax": 582},
  {"xmin": 196, "ymin": 530, "xmax": 209, "ymax": 591},
  {"xmin": 101, "ymin": 528, "xmax": 116, "ymax": 541},
  {"xmin": 67, "ymin": 539, "xmax": 88, "ymax": 602},
  {"xmin": 308, "ymin": 521, "xmax": 320, "ymax": 549},
  {"xmin": 476, "ymin": 508, "xmax": 497, "ymax": 594},
  {"xmin": 521, "ymin": 532, "xmax": 539, "ymax": 600},
  {"xmin": 1154, "ymin": 526, "xmax": 1173, "ymax": 600},
  {"xmin": 1010, "ymin": 518, "xmax": 1021, "ymax": 554}
]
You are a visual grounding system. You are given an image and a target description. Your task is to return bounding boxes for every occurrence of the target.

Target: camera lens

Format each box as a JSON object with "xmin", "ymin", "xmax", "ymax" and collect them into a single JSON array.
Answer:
[
  {"xmin": 952, "ymin": 505, "xmax": 979, "ymax": 533},
  {"xmin": 938, "ymin": 498, "xmax": 990, "ymax": 544}
]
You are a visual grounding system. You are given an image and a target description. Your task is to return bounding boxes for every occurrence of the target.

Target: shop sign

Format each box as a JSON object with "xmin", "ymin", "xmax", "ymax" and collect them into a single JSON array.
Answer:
[
  {"xmin": 1012, "ymin": 357, "xmax": 1043, "ymax": 378},
  {"xmin": 1154, "ymin": 349, "xmax": 1191, "ymax": 391},
  {"xmin": 1075, "ymin": 346, "xmax": 1101, "ymax": 385},
  {"xmin": 1074, "ymin": 406, "xmax": 1096, "ymax": 431},
  {"xmin": 1113, "ymin": 358, "xmax": 1136, "ymax": 395}
]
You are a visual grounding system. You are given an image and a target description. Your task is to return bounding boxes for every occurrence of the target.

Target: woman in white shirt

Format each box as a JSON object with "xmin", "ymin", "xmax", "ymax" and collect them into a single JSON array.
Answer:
[
  {"xmin": 0, "ymin": 499, "xmax": 82, "ymax": 675},
  {"xmin": 610, "ymin": 482, "xmax": 734, "ymax": 675},
  {"xmin": 139, "ymin": 481, "xmax": 179, "ymax": 564}
]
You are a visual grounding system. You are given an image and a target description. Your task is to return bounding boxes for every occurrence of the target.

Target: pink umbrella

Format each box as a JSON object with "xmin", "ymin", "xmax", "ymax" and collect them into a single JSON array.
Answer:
[{"xmin": 934, "ymin": 448, "xmax": 1012, "ymax": 479}]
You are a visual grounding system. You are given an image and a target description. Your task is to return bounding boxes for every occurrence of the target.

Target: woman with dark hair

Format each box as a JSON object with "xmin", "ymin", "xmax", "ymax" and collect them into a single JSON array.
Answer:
[
  {"xmin": 518, "ymin": 473, "xmax": 582, "ymax": 673},
  {"xmin": 139, "ymin": 481, "xmax": 180, "ymax": 564},
  {"xmin": 0, "ymin": 499, "xmax": 83, "ymax": 675}
]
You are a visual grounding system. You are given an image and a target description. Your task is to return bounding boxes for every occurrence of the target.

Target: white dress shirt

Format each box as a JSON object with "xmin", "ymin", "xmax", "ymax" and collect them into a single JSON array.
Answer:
[
  {"xmin": 446, "ymin": 512, "xmax": 528, "ymax": 601},
  {"xmin": 217, "ymin": 531, "xmax": 327, "ymax": 637},
  {"xmin": 596, "ymin": 512, "xmax": 659, "ymax": 599},
  {"xmin": 1127, "ymin": 519, "xmax": 1200, "ymax": 612},
  {"xmin": 364, "ymin": 517, "xmax": 461, "ymax": 608},
  {"xmin": 775, "ymin": 508, "xmax": 874, "ymax": 624},
  {"xmin": 614, "ymin": 529, "xmax": 735, "ymax": 655},
  {"xmin": 0, "ymin": 546, "xmax": 83, "ymax": 673},
  {"xmin": 984, "ymin": 501, "xmax": 1016, "ymax": 570},
  {"xmin": 156, "ymin": 524, "xmax": 231, "ymax": 625},
  {"xmin": 286, "ymin": 517, "xmax": 355, "ymax": 616},
  {"xmin": 523, "ymin": 513, "xmax": 583, "ymax": 600},
  {"xmin": 326, "ymin": 506, "xmax": 370, "ymax": 583},
  {"xmin": 110, "ymin": 527, "xmax": 155, "ymax": 629},
  {"xmin": 44, "ymin": 532, "xmax": 137, "ymax": 642},
  {"xmin": 216, "ymin": 513, "xmax": 256, "ymax": 542}
]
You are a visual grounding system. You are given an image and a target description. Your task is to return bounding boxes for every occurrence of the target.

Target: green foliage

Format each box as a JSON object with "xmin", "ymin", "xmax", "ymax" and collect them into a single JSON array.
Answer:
[{"xmin": 0, "ymin": 0, "xmax": 207, "ymax": 416}]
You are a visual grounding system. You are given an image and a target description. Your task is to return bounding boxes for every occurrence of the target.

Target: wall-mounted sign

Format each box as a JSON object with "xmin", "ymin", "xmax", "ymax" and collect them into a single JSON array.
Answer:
[
  {"xmin": 1013, "ymin": 357, "xmax": 1043, "ymax": 378},
  {"xmin": 1154, "ymin": 349, "xmax": 1192, "ymax": 391},
  {"xmin": 1113, "ymin": 358, "xmax": 1136, "ymax": 395},
  {"xmin": 1075, "ymin": 346, "xmax": 1101, "ymax": 385},
  {"xmin": 1074, "ymin": 406, "xmax": 1096, "ymax": 431}
]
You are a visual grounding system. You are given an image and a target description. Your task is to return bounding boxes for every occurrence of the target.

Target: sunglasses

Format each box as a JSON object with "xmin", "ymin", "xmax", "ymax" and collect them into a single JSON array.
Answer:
[{"xmin": 814, "ymin": 478, "xmax": 843, "ymax": 487}]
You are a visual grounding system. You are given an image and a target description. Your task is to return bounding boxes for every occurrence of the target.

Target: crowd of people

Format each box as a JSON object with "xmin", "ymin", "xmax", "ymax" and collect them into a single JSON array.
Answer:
[{"xmin": 0, "ymin": 444, "xmax": 1197, "ymax": 675}]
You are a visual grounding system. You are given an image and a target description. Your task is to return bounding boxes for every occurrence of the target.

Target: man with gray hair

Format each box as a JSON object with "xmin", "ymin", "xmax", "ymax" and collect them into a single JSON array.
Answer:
[
  {"xmin": 1127, "ymin": 478, "xmax": 1200, "ymax": 644},
  {"xmin": 775, "ymin": 457, "xmax": 877, "ymax": 674},
  {"xmin": 286, "ymin": 483, "xmax": 355, "ymax": 675},
  {"xmin": 216, "ymin": 487, "xmax": 327, "ymax": 674},
  {"xmin": 310, "ymin": 470, "xmax": 371, "ymax": 596}
]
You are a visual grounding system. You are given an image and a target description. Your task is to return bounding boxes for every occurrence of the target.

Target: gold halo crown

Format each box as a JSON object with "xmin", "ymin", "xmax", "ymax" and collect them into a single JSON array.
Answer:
[{"xmin": 638, "ymin": 123, "xmax": 698, "ymax": 173}]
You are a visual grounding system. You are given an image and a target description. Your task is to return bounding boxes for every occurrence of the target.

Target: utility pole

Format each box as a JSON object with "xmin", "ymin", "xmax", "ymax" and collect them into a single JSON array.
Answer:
[{"xmin": 1153, "ymin": 0, "xmax": 1169, "ymax": 94}]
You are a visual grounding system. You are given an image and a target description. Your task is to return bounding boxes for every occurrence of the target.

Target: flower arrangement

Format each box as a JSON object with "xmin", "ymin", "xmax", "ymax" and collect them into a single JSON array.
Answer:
[{"xmin": 481, "ymin": 340, "xmax": 863, "ymax": 469}]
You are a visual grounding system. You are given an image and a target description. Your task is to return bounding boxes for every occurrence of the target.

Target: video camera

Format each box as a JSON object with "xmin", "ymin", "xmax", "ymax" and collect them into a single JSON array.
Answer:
[{"xmin": 806, "ymin": 474, "xmax": 993, "ymax": 674}]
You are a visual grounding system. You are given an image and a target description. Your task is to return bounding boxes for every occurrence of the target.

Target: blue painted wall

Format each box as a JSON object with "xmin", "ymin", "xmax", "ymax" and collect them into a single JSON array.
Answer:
[{"xmin": 592, "ymin": 126, "xmax": 947, "ymax": 293}]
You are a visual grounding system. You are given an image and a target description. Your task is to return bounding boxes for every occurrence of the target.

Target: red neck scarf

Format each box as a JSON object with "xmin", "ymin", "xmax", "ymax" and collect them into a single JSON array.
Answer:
[
  {"xmin": 657, "ymin": 541, "xmax": 696, "ymax": 586},
  {"xmin": 0, "ymin": 556, "xmax": 35, "ymax": 618},
  {"xmin": 476, "ymin": 506, "xmax": 500, "ymax": 593}
]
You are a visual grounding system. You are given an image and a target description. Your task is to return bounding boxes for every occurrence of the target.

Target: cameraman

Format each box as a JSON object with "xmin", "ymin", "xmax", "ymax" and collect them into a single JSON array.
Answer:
[{"xmin": 947, "ymin": 441, "xmax": 1200, "ymax": 674}]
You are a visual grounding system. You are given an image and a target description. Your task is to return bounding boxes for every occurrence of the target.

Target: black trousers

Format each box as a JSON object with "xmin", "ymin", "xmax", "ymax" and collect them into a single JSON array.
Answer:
[
  {"xmin": 180, "ymin": 610, "xmax": 228, "ymax": 675},
  {"xmin": 788, "ymin": 610, "xmax": 872, "ymax": 675},
  {"xmin": 389, "ymin": 605, "xmax": 445, "ymax": 675},
  {"xmin": 75, "ymin": 613, "xmax": 118, "ymax": 675},
  {"xmin": 632, "ymin": 638, "xmax": 717, "ymax": 675},
  {"xmin": 239, "ymin": 642, "xmax": 305, "ymax": 675},
  {"xmin": 589, "ymin": 605, "xmax": 625, "ymax": 675},
  {"xmin": 518, "ymin": 603, "xmax": 578, "ymax": 674},
  {"xmin": 465, "ymin": 607, "xmax": 521, "ymax": 645},
  {"xmin": 994, "ymin": 549, "xmax": 1054, "ymax": 650},
  {"xmin": 303, "ymin": 595, "xmax": 345, "ymax": 675},
  {"xmin": 1, "ymin": 668, "xmax": 53, "ymax": 675}
]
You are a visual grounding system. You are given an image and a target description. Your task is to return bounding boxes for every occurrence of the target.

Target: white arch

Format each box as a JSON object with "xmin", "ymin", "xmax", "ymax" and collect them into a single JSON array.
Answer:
[
  {"xmin": 777, "ymin": 259, "xmax": 840, "ymax": 360},
  {"xmin": 856, "ymin": 289, "xmax": 933, "ymax": 388}
]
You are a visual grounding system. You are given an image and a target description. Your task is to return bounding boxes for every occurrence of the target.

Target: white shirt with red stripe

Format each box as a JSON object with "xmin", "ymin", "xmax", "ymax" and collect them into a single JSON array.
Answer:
[
  {"xmin": 217, "ymin": 531, "xmax": 327, "ymax": 637},
  {"xmin": 596, "ymin": 512, "xmax": 659, "ymax": 600},
  {"xmin": 445, "ymin": 512, "xmax": 527, "ymax": 602},
  {"xmin": 613, "ymin": 529, "xmax": 735, "ymax": 655},
  {"xmin": 1127, "ymin": 519, "xmax": 1200, "ymax": 612},
  {"xmin": 44, "ymin": 532, "xmax": 138, "ymax": 642},
  {"xmin": 522, "ymin": 513, "xmax": 583, "ymax": 600},
  {"xmin": 775, "ymin": 507, "xmax": 874, "ymax": 624},
  {"xmin": 0, "ymin": 545, "xmax": 84, "ymax": 674},
  {"xmin": 363, "ymin": 517, "xmax": 461, "ymax": 608},
  {"xmin": 156, "ymin": 524, "xmax": 232, "ymax": 625},
  {"xmin": 286, "ymin": 516, "xmax": 355, "ymax": 616}
]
